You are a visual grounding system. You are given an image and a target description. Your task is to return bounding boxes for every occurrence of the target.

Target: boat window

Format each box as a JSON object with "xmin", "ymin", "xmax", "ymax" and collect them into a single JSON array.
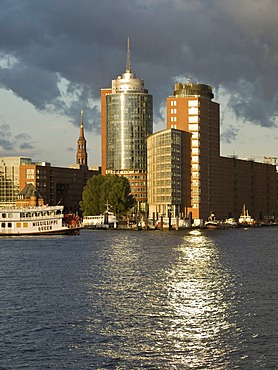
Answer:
[
  {"xmin": 2, "ymin": 213, "xmax": 6, "ymax": 218},
  {"xmin": 8, "ymin": 223, "xmax": 12, "ymax": 228},
  {"xmin": 1, "ymin": 223, "xmax": 5, "ymax": 228}
]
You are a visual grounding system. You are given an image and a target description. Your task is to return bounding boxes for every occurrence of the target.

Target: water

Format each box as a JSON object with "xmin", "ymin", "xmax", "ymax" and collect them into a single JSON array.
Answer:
[{"xmin": 0, "ymin": 227, "xmax": 277, "ymax": 369}]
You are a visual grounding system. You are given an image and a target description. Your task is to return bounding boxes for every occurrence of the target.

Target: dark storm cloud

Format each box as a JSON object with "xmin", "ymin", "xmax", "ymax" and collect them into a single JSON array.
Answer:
[{"xmin": 0, "ymin": 0, "xmax": 277, "ymax": 140}]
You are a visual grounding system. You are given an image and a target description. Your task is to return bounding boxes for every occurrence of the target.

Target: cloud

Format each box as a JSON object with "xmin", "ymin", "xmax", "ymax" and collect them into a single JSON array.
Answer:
[
  {"xmin": 0, "ymin": 0, "xmax": 277, "ymax": 143},
  {"xmin": 66, "ymin": 147, "xmax": 75, "ymax": 152},
  {"xmin": 221, "ymin": 125, "xmax": 240, "ymax": 144},
  {"xmin": 0, "ymin": 123, "xmax": 14, "ymax": 150},
  {"xmin": 0, "ymin": 123, "xmax": 35, "ymax": 154}
]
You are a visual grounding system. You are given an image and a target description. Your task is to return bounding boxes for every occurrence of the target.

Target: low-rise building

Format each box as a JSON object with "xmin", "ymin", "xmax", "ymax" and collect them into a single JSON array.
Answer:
[{"xmin": 0, "ymin": 111, "xmax": 100, "ymax": 213}]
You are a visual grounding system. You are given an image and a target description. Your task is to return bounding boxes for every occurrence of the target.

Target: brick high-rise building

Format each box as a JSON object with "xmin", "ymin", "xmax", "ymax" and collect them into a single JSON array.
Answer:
[
  {"xmin": 101, "ymin": 38, "xmax": 153, "ymax": 204},
  {"xmin": 165, "ymin": 81, "xmax": 277, "ymax": 222},
  {"xmin": 166, "ymin": 82, "xmax": 220, "ymax": 220}
]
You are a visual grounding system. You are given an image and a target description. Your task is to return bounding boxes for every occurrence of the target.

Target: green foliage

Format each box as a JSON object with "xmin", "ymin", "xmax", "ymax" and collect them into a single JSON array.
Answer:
[{"xmin": 80, "ymin": 174, "xmax": 136, "ymax": 216}]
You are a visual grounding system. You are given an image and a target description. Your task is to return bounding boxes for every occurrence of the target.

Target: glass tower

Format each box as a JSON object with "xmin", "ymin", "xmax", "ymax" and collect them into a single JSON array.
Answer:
[{"xmin": 104, "ymin": 39, "xmax": 153, "ymax": 202}]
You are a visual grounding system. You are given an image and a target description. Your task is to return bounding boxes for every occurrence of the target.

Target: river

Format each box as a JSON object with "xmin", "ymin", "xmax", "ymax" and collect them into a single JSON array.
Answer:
[{"xmin": 1, "ymin": 227, "xmax": 277, "ymax": 369}]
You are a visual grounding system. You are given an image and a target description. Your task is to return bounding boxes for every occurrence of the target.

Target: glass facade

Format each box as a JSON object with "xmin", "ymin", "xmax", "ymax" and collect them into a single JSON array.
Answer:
[
  {"xmin": 106, "ymin": 93, "xmax": 152, "ymax": 171},
  {"xmin": 0, "ymin": 157, "xmax": 32, "ymax": 206},
  {"xmin": 147, "ymin": 129, "xmax": 183, "ymax": 217}
]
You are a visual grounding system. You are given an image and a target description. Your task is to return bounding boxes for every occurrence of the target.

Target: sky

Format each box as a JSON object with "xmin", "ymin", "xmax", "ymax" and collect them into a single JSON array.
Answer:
[{"xmin": 0, "ymin": 0, "xmax": 277, "ymax": 167}]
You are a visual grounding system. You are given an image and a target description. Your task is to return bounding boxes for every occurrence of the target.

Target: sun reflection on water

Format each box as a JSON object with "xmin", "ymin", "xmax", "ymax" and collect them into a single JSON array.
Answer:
[
  {"xmin": 164, "ymin": 230, "xmax": 236, "ymax": 368},
  {"xmin": 82, "ymin": 231, "xmax": 238, "ymax": 368}
]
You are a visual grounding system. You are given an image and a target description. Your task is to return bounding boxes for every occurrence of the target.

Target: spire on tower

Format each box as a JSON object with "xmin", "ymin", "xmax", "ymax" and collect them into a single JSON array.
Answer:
[
  {"xmin": 76, "ymin": 109, "xmax": 88, "ymax": 168},
  {"xmin": 126, "ymin": 37, "xmax": 131, "ymax": 73}
]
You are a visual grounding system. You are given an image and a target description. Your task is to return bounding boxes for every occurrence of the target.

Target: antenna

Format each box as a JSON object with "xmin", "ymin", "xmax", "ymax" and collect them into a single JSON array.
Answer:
[
  {"xmin": 80, "ymin": 109, "xmax": 84, "ymax": 126},
  {"xmin": 126, "ymin": 37, "xmax": 131, "ymax": 72}
]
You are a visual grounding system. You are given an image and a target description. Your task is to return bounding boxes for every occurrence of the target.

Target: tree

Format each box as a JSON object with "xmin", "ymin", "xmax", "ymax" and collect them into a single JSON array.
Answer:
[{"xmin": 80, "ymin": 174, "xmax": 136, "ymax": 216}]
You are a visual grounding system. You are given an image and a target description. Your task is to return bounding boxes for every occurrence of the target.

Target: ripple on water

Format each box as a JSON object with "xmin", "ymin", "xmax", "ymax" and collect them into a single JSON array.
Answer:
[{"xmin": 0, "ymin": 229, "xmax": 277, "ymax": 368}]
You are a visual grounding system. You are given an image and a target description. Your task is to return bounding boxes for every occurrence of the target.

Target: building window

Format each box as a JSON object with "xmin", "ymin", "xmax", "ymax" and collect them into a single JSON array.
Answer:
[
  {"xmin": 188, "ymin": 124, "xmax": 199, "ymax": 131},
  {"xmin": 188, "ymin": 100, "xmax": 198, "ymax": 107},
  {"xmin": 192, "ymin": 163, "xmax": 200, "ymax": 170},
  {"xmin": 192, "ymin": 156, "xmax": 199, "ymax": 163},
  {"xmin": 188, "ymin": 107, "xmax": 199, "ymax": 115},
  {"xmin": 192, "ymin": 180, "xmax": 200, "ymax": 187},
  {"xmin": 192, "ymin": 139, "xmax": 199, "ymax": 147},
  {"xmin": 26, "ymin": 169, "xmax": 34, "ymax": 179},
  {"xmin": 188, "ymin": 116, "xmax": 199, "ymax": 123}
]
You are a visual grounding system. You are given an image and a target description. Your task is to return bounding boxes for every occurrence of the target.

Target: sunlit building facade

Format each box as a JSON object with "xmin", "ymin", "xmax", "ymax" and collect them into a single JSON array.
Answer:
[
  {"xmin": 147, "ymin": 128, "xmax": 191, "ymax": 219},
  {"xmin": 166, "ymin": 82, "xmax": 220, "ymax": 220},
  {"xmin": 19, "ymin": 161, "xmax": 99, "ymax": 214},
  {"xmin": 101, "ymin": 39, "xmax": 153, "ymax": 203}
]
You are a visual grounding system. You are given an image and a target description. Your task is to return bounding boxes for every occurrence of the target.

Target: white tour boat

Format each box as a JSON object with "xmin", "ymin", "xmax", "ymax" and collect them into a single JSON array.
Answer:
[
  {"xmin": 83, "ymin": 211, "xmax": 118, "ymax": 229},
  {"xmin": 0, "ymin": 205, "xmax": 82, "ymax": 236}
]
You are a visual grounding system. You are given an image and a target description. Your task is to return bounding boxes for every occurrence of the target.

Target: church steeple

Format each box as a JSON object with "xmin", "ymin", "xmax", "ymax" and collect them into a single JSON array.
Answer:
[{"xmin": 76, "ymin": 109, "xmax": 88, "ymax": 168}]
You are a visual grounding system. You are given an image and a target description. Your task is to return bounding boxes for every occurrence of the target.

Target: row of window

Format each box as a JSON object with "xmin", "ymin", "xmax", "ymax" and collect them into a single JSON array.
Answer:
[
  {"xmin": 170, "ymin": 99, "xmax": 199, "ymax": 107},
  {"xmin": 0, "ymin": 213, "xmax": 13, "ymax": 218},
  {"xmin": 1, "ymin": 222, "xmax": 13, "ymax": 228},
  {"xmin": 0, "ymin": 211, "xmax": 60, "ymax": 219}
]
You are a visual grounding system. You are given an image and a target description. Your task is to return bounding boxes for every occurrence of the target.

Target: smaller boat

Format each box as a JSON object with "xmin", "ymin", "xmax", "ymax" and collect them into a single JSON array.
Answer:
[
  {"xmin": 155, "ymin": 216, "xmax": 190, "ymax": 230},
  {"xmin": 222, "ymin": 218, "xmax": 238, "ymax": 228},
  {"xmin": 83, "ymin": 212, "xmax": 118, "ymax": 229},
  {"xmin": 205, "ymin": 213, "xmax": 220, "ymax": 229},
  {"xmin": 238, "ymin": 204, "xmax": 254, "ymax": 227},
  {"xmin": 260, "ymin": 216, "xmax": 278, "ymax": 226}
]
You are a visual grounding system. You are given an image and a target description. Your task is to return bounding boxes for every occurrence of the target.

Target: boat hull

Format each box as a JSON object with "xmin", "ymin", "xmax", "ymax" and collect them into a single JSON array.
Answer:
[
  {"xmin": 0, "ymin": 227, "xmax": 81, "ymax": 236},
  {"xmin": 205, "ymin": 222, "xmax": 220, "ymax": 229}
]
